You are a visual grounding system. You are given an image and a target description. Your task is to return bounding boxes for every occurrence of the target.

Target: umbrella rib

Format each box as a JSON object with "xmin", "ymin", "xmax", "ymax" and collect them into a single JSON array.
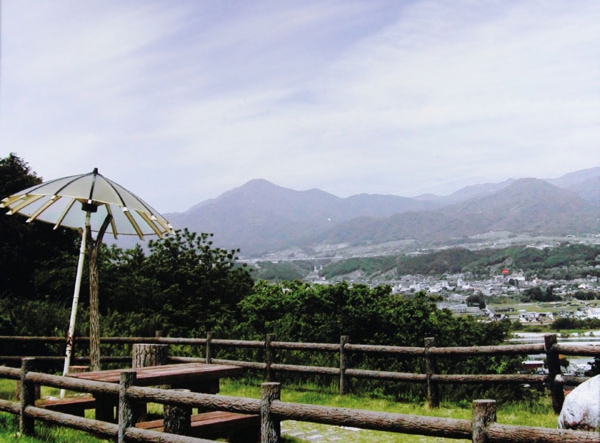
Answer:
[
  {"xmin": 0, "ymin": 194, "xmax": 26, "ymax": 207},
  {"xmin": 99, "ymin": 173, "xmax": 172, "ymax": 238},
  {"xmin": 54, "ymin": 199, "xmax": 77, "ymax": 229},
  {"xmin": 148, "ymin": 213, "xmax": 174, "ymax": 234},
  {"xmin": 139, "ymin": 211, "xmax": 165, "ymax": 237},
  {"xmin": 2, "ymin": 194, "xmax": 46, "ymax": 213},
  {"xmin": 105, "ymin": 205, "xmax": 119, "ymax": 239},
  {"xmin": 26, "ymin": 196, "xmax": 61, "ymax": 222},
  {"xmin": 123, "ymin": 209, "xmax": 144, "ymax": 239}
]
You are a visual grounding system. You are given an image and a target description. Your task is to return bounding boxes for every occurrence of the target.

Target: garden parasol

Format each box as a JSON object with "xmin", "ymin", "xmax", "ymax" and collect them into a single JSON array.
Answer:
[{"xmin": 0, "ymin": 168, "xmax": 174, "ymax": 378}]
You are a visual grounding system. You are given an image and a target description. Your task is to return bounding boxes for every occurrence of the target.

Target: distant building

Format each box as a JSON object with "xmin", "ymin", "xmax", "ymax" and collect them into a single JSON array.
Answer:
[
  {"xmin": 519, "ymin": 312, "xmax": 554, "ymax": 323},
  {"xmin": 523, "ymin": 360, "xmax": 546, "ymax": 374}
]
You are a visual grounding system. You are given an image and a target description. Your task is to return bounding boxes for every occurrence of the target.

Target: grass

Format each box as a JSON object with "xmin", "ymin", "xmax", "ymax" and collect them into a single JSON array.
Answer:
[
  {"xmin": 0, "ymin": 379, "xmax": 110, "ymax": 443},
  {"xmin": 0, "ymin": 412, "xmax": 111, "ymax": 443},
  {"xmin": 0, "ymin": 378, "xmax": 558, "ymax": 443},
  {"xmin": 220, "ymin": 378, "xmax": 558, "ymax": 442}
]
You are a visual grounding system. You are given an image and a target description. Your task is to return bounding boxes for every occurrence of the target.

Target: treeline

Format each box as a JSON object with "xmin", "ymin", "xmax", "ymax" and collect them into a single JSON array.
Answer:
[
  {"xmin": 552, "ymin": 317, "xmax": 600, "ymax": 330},
  {"xmin": 306, "ymin": 243, "xmax": 600, "ymax": 281},
  {"xmin": 252, "ymin": 260, "xmax": 316, "ymax": 281},
  {"xmin": 318, "ymin": 256, "xmax": 397, "ymax": 279}
]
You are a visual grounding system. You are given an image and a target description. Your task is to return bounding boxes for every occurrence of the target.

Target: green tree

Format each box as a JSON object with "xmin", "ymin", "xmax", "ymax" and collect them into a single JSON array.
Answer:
[
  {"xmin": 466, "ymin": 293, "xmax": 486, "ymax": 309},
  {"xmin": 522, "ymin": 287, "xmax": 543, "ymax": 302},
  {"xmin": 0, "ymin": 154, "xmax": 79, "ymax": 336},
  {"xmin": 237, "ymin": 284, "xmax": 514, "ymax": 401},
  {"xmin": 99, "ymin": 229, "xmax": 254, "ymax": 337},
  {"xmin": 253, "ymin": 261, "xmax": 308, "ymax": 281},
  {"xmin": 551, "ymin": 317, "xmax": 576, "ymax": 330}
]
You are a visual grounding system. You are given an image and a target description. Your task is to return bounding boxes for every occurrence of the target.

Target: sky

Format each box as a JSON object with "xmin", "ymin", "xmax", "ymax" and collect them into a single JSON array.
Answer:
[{"xmin": 0, "ymin": 0, "xmax": 599, "ymax": 214}]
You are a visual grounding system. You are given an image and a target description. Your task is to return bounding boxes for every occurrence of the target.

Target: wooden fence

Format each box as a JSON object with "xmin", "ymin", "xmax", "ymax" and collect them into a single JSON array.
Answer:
[
  {"xmin": 1, "ymin": 333, "xmax": 598, "ymax": 412},
  {"xmin": 1, "ymin": 357, "xmax": 600, "ymax": 443}
]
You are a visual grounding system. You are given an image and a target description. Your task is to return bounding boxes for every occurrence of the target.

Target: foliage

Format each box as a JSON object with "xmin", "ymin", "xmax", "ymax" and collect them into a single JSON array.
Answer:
[
  {"xmin": 0, "ymin": 154, "xmax": 80, "ymax": 342},
  {"xmin": 252, "ymin": 260, "xmax": 314, "ymax": 281},
  {"xmin": 0, "ymin": 153, "xmax": 41, "ymax": 198},
  {"xmin": 236, "ymin": 282, "xmax": 515, "ymax": 401},
  {"xmin": 319, "ymin": 256, "xmax": 397, "ymax": 279},
  {"xmin": 237, "ymin": 281, "xmax": 392, "ymax": 344},
  {"xmin": 551, "ymin": 316, "xmax": 600, "ymax": 330},
  {"xmin": 316, "ymin": 244, "xmax": 600, "ymax": 281},
  {"xmin": 572, "ymin": 290, "xmax": 600, "ymax": 300},
  {"xmin": 521, "ymin": 286, "xmax": 560, "ymax": 302},
  {"xmin": 396, "ymin": 248, "xmax": 480, "ymax": 275},
  {"xmin": 99, "ymin": 229, "xmax": 254, "ymax": 337},
  {"xmin": 466, "ymin": 293, "xmax": 486, "ymax": 309},
  {"xmin": 588, "ymin": 357, "xmax": 600, "ymax": 376},
  {"xmin": 0, "ymin": 155, "xmax": 80, "ymax": 309}
]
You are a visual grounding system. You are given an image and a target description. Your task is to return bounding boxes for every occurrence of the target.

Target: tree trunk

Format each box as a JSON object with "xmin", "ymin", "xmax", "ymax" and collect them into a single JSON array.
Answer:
[
  {"xmin": 132, "ymin": 344, "xmax": 169, "ymax": 368},
  {"xmin": 164, "ymin": 390, "xmax": 192, "ymax": 435},
  {"xmin": 89, "ymin": 214, "xmax": 112, "ymax": 372}
]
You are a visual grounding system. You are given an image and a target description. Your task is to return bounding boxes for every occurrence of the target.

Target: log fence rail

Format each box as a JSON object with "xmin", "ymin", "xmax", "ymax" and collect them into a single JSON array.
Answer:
[
  {"xmin": 2, "ymin": 358, "xmax": 600, "ymax": 442},
  {"xmin": 0, "ymin": 333, "xmax": 597, "ymax": 412}
]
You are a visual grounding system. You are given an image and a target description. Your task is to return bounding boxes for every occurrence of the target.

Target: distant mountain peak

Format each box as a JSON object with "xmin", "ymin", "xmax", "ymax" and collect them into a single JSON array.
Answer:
[
  {"xmin": 547, "ymin": 166, "xmax": 600, "ymax": 188},
  {"xmin": 223, "ymin": 178, "xmax": 284, "ymax": 195},
  {"xmin": 166, "ymin": 167, "xmax": 600, "ymax": 257},
  {"xmin": 238, "ymin": 178, "xmax": 280, "ymax": 190}
]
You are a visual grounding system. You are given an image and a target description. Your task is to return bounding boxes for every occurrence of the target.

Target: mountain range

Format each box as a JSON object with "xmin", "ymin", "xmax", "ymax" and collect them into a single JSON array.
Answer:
[{"xmin": 166, "ymin": 167, "xmax": 600, "ymax": 258}]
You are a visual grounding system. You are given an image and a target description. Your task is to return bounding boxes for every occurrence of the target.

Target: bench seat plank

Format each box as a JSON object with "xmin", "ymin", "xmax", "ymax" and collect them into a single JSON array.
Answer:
[
  {"xmin": 136, "ymin": 411, "xmax": 260, "ymax": 442},
  {"xmin": 36, "ymin": 396, "xmax": 96, "ymax": 417}
]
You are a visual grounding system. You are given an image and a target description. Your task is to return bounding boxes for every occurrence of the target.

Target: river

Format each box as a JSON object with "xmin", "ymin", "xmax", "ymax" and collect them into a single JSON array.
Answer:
[{"xmin": 508, "ymin": 331, "xmax": 600, "ymax": 373}]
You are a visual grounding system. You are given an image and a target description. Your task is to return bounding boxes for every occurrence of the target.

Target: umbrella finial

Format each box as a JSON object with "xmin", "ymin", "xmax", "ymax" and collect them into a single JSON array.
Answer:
[{"xmin": 93, "ymin": 168, "xmax": 99, "ymax": 175}]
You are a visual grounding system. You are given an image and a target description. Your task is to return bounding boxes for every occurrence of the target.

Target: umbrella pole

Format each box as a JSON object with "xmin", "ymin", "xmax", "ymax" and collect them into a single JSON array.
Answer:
[
  {"xmin": 89, "ymin": 214, "xmax": 113, "ymax": 372},
  {"xmin": 60, "ymin": 212, "xmax": 90, "ymax": 396}
]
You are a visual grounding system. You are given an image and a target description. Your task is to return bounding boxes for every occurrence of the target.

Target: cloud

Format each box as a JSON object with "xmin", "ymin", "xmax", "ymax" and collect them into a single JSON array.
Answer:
[{"xmin": 1, "ymin": 0, "xmax": 598, "ymax": 212}]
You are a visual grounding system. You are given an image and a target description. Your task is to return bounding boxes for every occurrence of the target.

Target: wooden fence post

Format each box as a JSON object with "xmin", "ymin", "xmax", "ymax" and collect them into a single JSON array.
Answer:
[
  {"xmin": 266, "ymin": 334, "xmax": 274, "ymax": 382},
  {"xmin": 206, "ymin": 331, "xmax": 213, "ymax": 364},
  {"xmin": 425, "ymin": 337, "xmax": 439, "ymax": 409},
  {"xmin": 19, "ymin": 358, "xmax": 36, "ymax": 436},
  {"xmin": 164, "ymin": 389, "xmax": 192, "ymax": 435},
  {"xmin": 118, "ymin": 370, "xmax": 137, "ymax": 443},
  {"xmin": 261, "ymin": 382, "xmax": 281, "ymax": 443},
  {"xmin": 132, "ymin": 343, "xmax": 168, "ymax": 368},
  {"xmin": 472, "ymin": 400, "xmax": 496, "ymax": 443},
  {"xmin": 340, "ymin": 335, "xmax": 350, "ymax": 395},
  {"xmin": 131, "ymin": 342, "xmax": 167, "ymax": 420},
  {"xmin": 544, "ymin": 333, "xmax": 564, "ymax": 413}
]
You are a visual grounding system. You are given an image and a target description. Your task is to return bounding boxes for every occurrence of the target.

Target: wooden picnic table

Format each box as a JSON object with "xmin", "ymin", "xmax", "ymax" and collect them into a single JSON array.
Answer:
[
  {"xmin": 68, "ymin": 362, "xmax": 242, "ymax": 387},
  {"xmin": 66, "ymin": 362, "xmax": 243, "ymax": 421}
]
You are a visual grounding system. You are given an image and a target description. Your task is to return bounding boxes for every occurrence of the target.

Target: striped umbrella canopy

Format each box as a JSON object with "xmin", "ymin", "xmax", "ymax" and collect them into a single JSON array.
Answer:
[
  {"xmin": 0, "ymin": 167, "xmax": 173, "ymax": 239},
  {"xmin": 0, "ymin": 168, "xmax": 174, "ymax": 380}
]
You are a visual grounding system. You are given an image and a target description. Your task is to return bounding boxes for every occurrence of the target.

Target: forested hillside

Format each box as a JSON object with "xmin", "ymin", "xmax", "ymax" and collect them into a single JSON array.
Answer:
[{"xmin": 254, "ymin": 243, "xmax": 600, "ymax": 281}]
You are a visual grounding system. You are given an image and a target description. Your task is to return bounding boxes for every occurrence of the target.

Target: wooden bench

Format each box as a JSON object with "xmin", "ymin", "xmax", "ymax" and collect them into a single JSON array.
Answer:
[
  {"xmin": 36, "ymin": 396, "xmax": 96, "ymax": 417},
  {"xmin": 136, "ymin": 411, "xmax": 260, "ymax": 442}
]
